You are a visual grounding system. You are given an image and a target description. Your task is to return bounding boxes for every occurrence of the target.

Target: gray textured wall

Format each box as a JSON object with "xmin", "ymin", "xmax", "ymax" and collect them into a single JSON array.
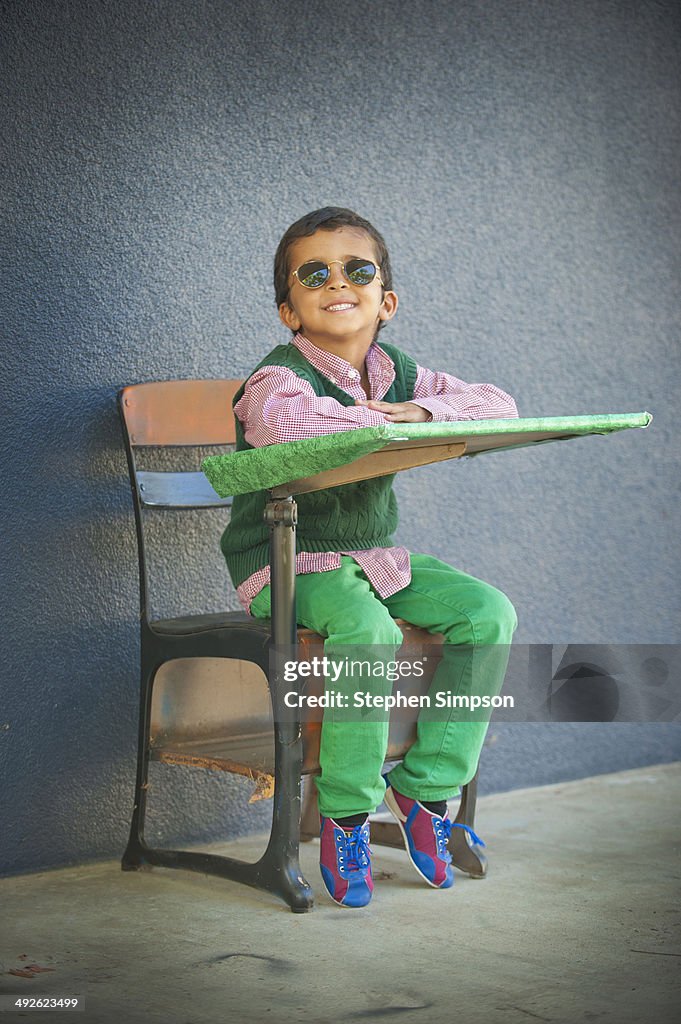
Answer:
[{"xmin": 1, "ymin": 0, "xmax": 679, "ymax": 876}]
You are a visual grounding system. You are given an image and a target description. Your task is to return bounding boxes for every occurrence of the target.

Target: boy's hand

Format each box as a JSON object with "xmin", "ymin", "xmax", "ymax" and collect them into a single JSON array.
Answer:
[{"xmin": 356, "ymin": 399, "xmax": 431, "ymax": 422}]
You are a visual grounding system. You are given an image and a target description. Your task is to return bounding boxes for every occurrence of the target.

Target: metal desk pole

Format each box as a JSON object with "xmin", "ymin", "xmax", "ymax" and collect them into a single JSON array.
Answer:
[
  {"xmin": 265, "ymin": 493, "xmax": 298, "ymax": 647},
  {"xmin": 261, "ymin": 492, "xmax": 312, "ymax": 911}
]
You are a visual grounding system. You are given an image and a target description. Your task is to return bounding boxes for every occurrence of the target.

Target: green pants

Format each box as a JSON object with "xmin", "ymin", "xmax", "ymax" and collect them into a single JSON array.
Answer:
[{"xmin": 250, "ymin": 554, "xmax": 517, "ymax": 818}]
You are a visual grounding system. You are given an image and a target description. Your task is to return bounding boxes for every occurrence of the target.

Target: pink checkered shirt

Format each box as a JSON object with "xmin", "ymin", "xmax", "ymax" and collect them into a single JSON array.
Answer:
[{"xmin": 235, "ymin": 333, "xmax": 518, "ymax": 611}]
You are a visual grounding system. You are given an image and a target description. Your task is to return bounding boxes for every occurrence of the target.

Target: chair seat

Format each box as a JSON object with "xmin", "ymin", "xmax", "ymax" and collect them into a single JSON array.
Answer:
[
  {"xmin": 149, "ymin": 618, "xmax": 443, "ymax": 791},
  {"xmin": 150, "ymin": 610, "xmax": 271, "ymax": 636},
  {"xmin": 150, "ymin": 612, "xmax": 439, "ymax": 646}
]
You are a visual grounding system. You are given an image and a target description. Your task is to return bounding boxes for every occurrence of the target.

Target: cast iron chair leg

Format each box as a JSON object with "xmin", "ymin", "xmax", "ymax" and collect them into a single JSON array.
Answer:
[
  {"xmin": 123, "ymin": 493, "xmax": 315, "ymax": 910},
  {"xmin": 256, "ymin": 717, "xmax": 313, "ymax": 912},
  {"xmin": 121, "ymin": 648, "xmax": 158, "ymax": 871},
  {"xmin": 121, "ymin": 653, "xmax": 313, "ymax": 911},
  {"xmin": 449, "ymin": 772, "xmax": 487, "ymax": 878},
  {"xmin": 261, "ymin": 492, "xmax": 314, "ymax": 911}
]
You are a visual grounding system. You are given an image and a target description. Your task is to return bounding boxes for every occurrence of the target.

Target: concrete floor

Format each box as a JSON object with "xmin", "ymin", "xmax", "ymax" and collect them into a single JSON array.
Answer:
[{"xmin": 1, "ymin": 763, "xmax": 680, "ymax": 1024}]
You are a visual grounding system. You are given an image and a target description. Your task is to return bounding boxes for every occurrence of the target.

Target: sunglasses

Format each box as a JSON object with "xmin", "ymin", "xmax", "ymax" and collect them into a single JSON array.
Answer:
[{"xmin": 292, "ymin": 258, "xmax": 383, "ymax": 289}]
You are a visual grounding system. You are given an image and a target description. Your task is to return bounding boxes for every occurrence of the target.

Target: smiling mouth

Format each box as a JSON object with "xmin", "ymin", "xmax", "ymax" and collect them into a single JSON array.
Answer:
[{"xmin": 323, "ymin": 303, "xmax": 357, "ymax": 312}]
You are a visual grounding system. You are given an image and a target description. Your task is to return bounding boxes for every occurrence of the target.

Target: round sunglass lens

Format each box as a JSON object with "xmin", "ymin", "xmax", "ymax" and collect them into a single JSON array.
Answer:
[
  {"xmin": 297, "ymin": 261, "xmax": 329, "ymax": 288},
  {"xmin": 345, "ymin": 259, "xmax": 377, "ymax": 285}
]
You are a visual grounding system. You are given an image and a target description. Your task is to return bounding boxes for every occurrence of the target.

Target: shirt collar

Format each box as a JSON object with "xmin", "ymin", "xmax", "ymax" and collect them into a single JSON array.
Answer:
[{"xmin": 292, "ymin": 332, "xmax": 395, "ymax": 391}]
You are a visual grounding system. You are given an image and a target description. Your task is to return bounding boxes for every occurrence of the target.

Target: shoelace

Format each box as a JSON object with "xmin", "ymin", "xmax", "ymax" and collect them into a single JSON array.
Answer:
[
  {"xmin": 340, "ymin": 825, "xmax": 371, "ymax": 872},
  {"xmin": 437, "ymin": 819, "xmax": 486, "ymax": 857}
]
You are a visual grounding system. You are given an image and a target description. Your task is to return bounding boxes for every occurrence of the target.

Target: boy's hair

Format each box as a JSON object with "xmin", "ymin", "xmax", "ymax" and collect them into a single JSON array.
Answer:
[{"xmin": 274, "ymin": 207, "xmax": 393, "ymax": 333}]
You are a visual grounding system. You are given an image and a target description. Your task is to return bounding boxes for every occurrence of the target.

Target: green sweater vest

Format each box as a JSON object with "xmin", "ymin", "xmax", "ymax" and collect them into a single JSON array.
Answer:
[{"xmin": 220, "ymin": 341, "xmax": 418, "ymax": 588}]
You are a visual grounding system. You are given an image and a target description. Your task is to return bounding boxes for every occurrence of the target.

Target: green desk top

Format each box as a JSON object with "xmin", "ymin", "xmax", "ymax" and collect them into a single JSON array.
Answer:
[{"xmin": 202, "ymin": 412, "xmax": 652, "ymax": 499}]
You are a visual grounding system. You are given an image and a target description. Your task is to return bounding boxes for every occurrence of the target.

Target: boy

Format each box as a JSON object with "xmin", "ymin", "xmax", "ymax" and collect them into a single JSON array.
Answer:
[{"xmin": 221, "ymin": 207, "xmax": 518, "ymax": 907}]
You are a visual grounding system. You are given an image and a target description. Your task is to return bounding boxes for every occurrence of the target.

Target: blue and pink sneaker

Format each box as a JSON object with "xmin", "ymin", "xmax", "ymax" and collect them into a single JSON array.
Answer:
[
  {"xmin": 383, "ymin": 778, "xmax": 485, "ymax": 889},
  {"xmin": 319, "ymin": 816, "xmax": 373, "ymax": 908}
]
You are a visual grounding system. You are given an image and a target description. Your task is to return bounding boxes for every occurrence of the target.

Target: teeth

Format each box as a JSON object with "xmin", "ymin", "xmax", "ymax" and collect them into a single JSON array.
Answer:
[{"xmin": 326, "ymin": 303, "xmax": 355, "ymax": 311}]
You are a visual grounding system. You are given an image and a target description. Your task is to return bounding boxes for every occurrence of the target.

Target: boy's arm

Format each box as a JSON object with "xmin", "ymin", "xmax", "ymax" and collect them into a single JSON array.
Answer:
[
  {"xmin": 363, "ymin": 365, "xmax": 518, "ymax": 422},
  {"xmin": 235, "ymin": 365, "xmax": 393, "ymax": 446}
]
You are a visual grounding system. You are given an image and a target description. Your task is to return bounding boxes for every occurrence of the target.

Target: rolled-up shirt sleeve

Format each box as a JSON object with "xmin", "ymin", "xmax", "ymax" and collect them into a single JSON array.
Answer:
[
  {"xmin": 235, "ymin": 366, "xmax": 391, "ymax": 446},
  {"xmin": 410, "ymin": 365, "xmax": 518, "ymax": 421}
]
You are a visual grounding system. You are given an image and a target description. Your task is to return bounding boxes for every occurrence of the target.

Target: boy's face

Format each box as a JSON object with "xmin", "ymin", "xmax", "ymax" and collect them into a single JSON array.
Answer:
[{"xmin": 279, "ymin": 226, "xmax": 398, "ymax": 354}]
